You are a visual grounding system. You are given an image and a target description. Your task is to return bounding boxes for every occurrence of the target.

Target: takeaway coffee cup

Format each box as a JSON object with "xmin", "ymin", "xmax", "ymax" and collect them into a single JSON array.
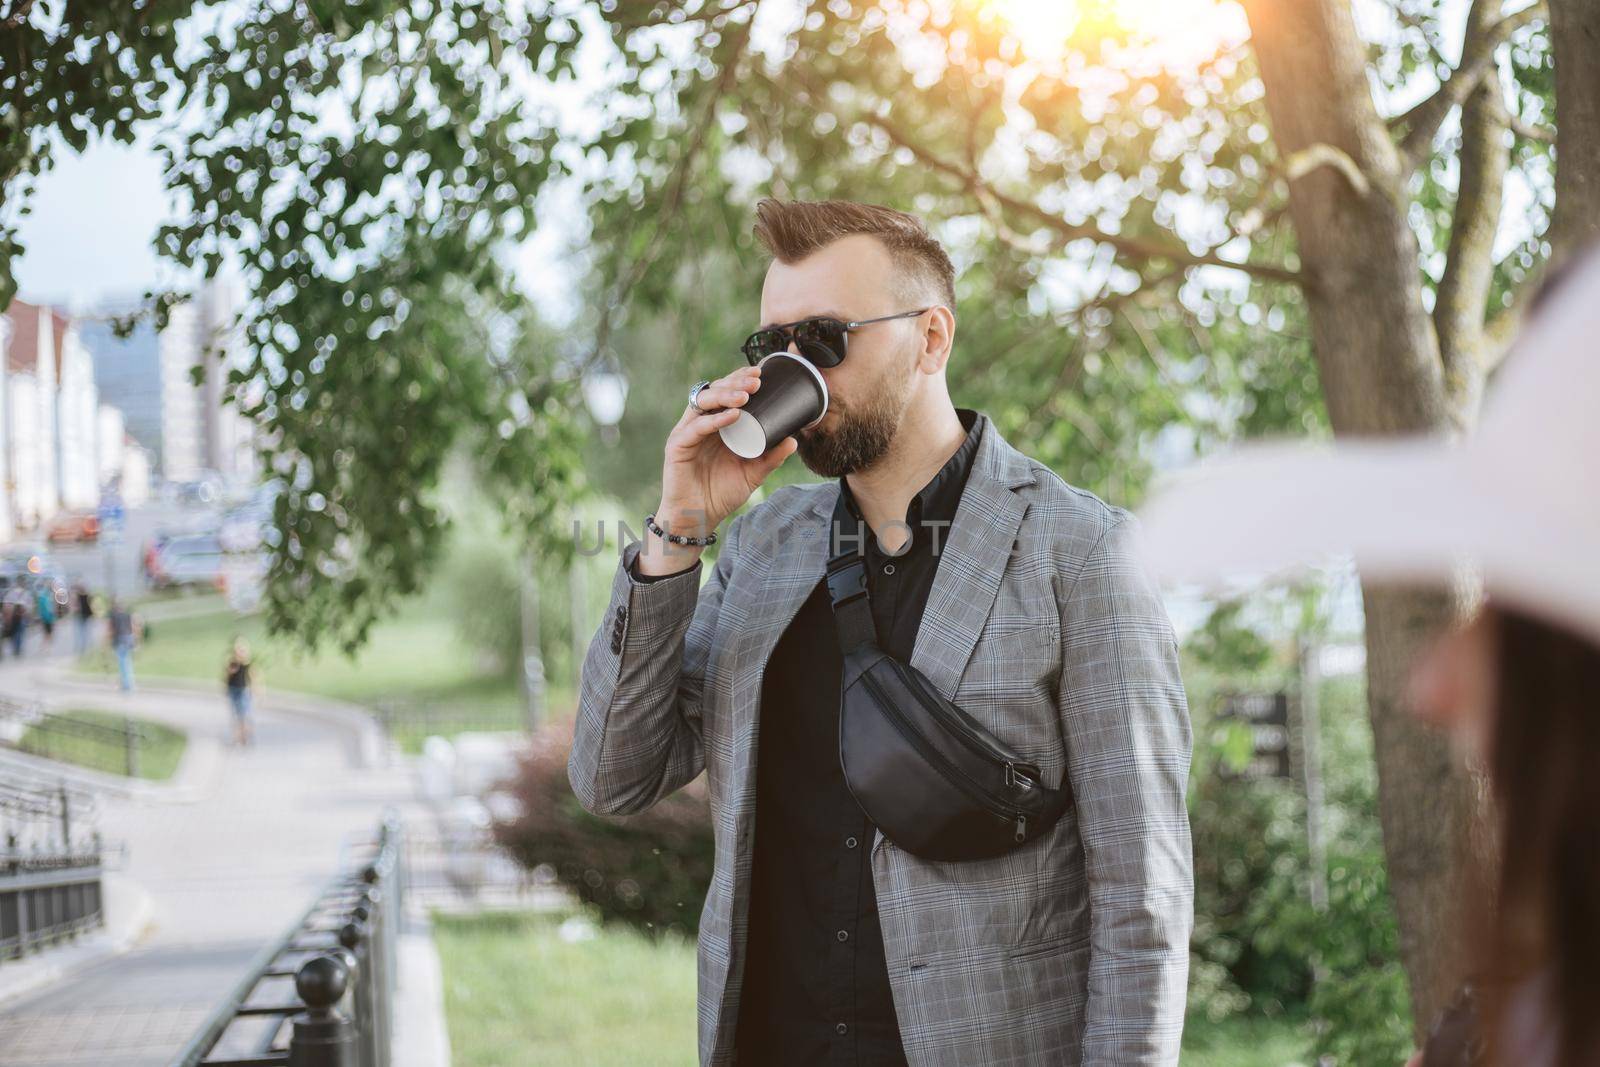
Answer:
[{"xmin": 719, "ymin": 351, "xmax": 829, "ymax": 459}]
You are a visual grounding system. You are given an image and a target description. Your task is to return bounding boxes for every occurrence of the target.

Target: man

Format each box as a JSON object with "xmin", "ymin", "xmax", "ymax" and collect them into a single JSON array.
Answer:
[
  {"xmin": 108, "ymin": 598, "xmax": 136, "ymax": 692},
  {"xmin": 72, "ymin": 581, "xmax": 94, "ymax": 655},
  {"xmin": 570, "ymin": 198, "xmax": 1193, "ymax": 1065}
]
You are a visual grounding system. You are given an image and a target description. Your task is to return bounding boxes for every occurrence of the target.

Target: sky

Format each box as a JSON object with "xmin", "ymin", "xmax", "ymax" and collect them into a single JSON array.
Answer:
[{"xmin": 12, "ymin": 137, "xmax": 174, "ymax": 310}]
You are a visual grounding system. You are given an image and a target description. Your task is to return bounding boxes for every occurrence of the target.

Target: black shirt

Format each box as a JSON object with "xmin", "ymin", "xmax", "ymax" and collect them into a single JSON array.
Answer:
[{"xmin": 733, "ymin": 408, "xmax": 984, "ymax": 1066}]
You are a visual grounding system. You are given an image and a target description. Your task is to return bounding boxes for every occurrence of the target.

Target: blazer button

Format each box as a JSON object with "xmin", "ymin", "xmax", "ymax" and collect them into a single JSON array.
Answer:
[
  {"xmin": 610, "ymin": 637, "xmax": 622, "ymax": 654},
  {"xmin": 617, "ymin": 606, "xmax": 628, "ymax": 622}
]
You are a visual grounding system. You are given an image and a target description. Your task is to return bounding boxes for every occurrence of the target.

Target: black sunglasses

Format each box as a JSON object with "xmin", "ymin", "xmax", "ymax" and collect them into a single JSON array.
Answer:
[{"xmin": 740, "ymin": 307, "xmax": 932, "ymax": 368}]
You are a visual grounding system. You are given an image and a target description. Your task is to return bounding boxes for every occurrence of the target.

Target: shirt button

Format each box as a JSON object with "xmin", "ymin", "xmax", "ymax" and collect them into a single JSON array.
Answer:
[
  {"xmin": 836, "ymin": 929, "xmax": 849, "ymax": 942},
  {"xmin": 845, "ymin": 836, "xmax": 858, "ymax": 849},
  {"xmin": 836, "ymin": 1022, "xmax": 849, "ymax": 1036},
  {"xmin": 882, "ymin": 563, "xmax": 895, "ymax": 575}
]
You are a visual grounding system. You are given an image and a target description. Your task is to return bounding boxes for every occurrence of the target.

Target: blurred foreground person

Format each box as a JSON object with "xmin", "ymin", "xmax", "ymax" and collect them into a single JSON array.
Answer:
[{"xmin": 1139, "ymin": 251, "xmax": 1600, "ymax": 1067}]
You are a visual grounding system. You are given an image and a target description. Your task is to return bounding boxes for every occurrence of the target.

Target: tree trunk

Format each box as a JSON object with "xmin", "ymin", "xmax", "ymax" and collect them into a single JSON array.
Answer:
[
  {"xmin": 1548, "ymin": 0, "xmax": 1600, "ymax": 259},
  {"xmin": 1241, "ymin": 0, "xmax": 1477, "ymax": 1037}
]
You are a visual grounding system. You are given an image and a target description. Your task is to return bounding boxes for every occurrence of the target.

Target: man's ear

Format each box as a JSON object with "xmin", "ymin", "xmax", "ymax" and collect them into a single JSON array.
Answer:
[{"xmin": 916, "ymin": 305, "xmax": 956, "ymax": 374}]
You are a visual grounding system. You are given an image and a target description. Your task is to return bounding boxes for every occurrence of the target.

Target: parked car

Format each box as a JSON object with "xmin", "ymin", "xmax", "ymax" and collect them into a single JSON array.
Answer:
[
  {"xmin": 218, "ymin": 503, "xmax": 273, "ymax": 552},
  {"xmin": 45, "ymin": 511, "xmax": 99, "ymax": 544},
  {"xmin": 148, "ymin": 533, "xmax": 228, "ymax": 591}
]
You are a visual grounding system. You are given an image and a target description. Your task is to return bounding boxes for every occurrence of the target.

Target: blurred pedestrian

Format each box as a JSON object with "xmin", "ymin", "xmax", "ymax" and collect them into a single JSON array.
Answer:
[
  {"xmin": 33, "ymin": 584, "xmax": 54, "ymax": 648},
  {"xmin": 1139, "ymin": 250, "xmax": 1600, "ymax": 1067},
  {"xmin": 108, "ymin": 599, "xmax": 136, "ymax": 692},
  {"xmin": 5, "ymin": 597, "xmax": 28, "ymax": 658},
  {"xmin": 71, "ymin": 581, "xmax": 93, "ymax": 655},
  {"xmin": 224, "ymin": 637, "xmax": 254, "ymax": 747}
]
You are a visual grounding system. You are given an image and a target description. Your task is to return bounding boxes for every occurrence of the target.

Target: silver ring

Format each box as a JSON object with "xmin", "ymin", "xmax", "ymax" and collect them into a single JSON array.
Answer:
[{"xmin": 687, "ymin": 379, "xmax": 714, "ymax": 414}]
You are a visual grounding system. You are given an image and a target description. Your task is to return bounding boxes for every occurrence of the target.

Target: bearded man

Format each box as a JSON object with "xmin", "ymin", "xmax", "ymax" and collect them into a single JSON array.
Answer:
[{"xmin": 570, "ymin": 198, "xmax": 1193, "ymax": 1066}]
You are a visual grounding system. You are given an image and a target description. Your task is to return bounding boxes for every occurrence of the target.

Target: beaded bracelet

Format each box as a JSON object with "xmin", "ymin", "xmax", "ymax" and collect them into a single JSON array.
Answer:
[{"xmin": 646, "ymin": 513, "xmax": 718, "ymax": 547}]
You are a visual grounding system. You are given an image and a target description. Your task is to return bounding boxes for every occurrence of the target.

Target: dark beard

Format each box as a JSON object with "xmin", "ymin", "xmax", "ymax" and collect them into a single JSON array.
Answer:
[{"xmin": 796, "ymin": 391, "xmax": 905, "ymax": 477}]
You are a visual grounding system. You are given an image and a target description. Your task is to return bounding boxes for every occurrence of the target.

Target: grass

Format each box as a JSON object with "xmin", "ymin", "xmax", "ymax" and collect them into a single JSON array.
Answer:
[
  {"xmin": 1181, "ymin": 1012, "xmax": 1313, "ymax": 1066},
  {"xmin": 431, "ymin": 909, "xmax": 1312, "ymax": 1066},
  {"xmin": 433, "ymin": 910, "xmax": 698, "ymax": 1067},
  {"xmin": 16, "ymin": 708, "xmax": 187, "ymax": 780},
  {"xmin": 75, "ymin": 590, "xmax": 575, "ymax": 753}
]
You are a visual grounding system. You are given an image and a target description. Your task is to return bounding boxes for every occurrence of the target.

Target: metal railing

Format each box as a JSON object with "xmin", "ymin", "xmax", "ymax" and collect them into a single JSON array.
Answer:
[
  {"xmin": 0, "ymin": 696, "xmax": 157, "ymax": 778},
  {"xmin": 170, "ymin": 810, "xmax": 405, "ymax": 1067},
  {"xmin": 0, "ymin": 779, "xmax": 105, "ymax": 958},
  {"xmin": 0, "ymin": 851, "xmax": 104, "ymax": 958}
]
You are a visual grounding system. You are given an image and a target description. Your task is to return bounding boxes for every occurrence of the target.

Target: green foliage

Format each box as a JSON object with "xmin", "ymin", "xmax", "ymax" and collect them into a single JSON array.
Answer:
[
  {"xmin": 0, "ymin": 0, "xmax": 1561, "ymax": 656},
  {"xmin": 494, "ymin": 718, "xmax": 715, "ymax": 939},
  {"xmin": 1183, "ymin": 599, "xmax": 1411, "ymax": 1062},
  {"xmin": 8, "ymin": 1, "xmax": 591, "ymax": 654}
]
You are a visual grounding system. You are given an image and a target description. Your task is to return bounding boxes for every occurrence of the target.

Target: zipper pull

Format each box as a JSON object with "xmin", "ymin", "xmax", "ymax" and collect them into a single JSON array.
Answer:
[{"xmin": 1013, "ymin": 814, "xmax": 1027, "ymax": 843}]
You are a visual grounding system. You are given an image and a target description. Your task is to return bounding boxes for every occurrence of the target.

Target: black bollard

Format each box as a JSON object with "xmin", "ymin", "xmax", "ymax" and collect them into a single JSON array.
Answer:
[
  {"xmin": 338, "ymin": 920, "xmax": 366, "ymax": 952},
  {"xmin": 288, "ymin": 955, "xmax": 355, "ymax": 1067}
]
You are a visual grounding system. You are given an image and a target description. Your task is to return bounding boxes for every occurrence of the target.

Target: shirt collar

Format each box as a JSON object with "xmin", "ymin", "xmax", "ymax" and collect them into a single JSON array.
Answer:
[{"xmin": 835, "ymin": 408, "xmax": 984, "ymax": 551}]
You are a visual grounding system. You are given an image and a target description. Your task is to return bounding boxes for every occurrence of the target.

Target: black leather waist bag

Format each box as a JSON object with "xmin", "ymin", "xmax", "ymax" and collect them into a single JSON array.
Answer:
[{"xmin": 826, "ymin": 546, "xmax": 1072, "ymax": 862}]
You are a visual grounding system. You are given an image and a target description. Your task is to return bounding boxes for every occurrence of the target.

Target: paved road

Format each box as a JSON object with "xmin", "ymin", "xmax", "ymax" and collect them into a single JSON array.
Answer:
[{"xmin": 0, "ymin": 654, "xmax": 419, "ymax": 1066}]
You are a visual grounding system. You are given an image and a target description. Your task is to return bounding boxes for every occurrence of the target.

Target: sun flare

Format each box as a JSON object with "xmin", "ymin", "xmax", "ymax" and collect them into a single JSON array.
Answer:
[{"xmin": 976, "ymin": 0, "xmax": 1244, "ymax": 66}]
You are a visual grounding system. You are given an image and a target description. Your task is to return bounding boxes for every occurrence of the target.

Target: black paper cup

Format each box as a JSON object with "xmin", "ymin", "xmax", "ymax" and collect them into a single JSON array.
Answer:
[{"xmin": 719, "ymin": 351, "xmax": 829, "ymax": 459}]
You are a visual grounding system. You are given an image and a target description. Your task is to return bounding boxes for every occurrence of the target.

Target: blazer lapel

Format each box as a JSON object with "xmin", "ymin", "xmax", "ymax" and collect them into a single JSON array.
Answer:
[{"xmin": 909, "ymin": 418, "xmax": 1036, "ymax": 701}]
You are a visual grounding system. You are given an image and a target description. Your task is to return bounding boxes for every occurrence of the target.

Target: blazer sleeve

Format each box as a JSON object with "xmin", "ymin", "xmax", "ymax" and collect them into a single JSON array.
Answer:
[
  {"xmin": 1057, "ymin": 515, "xmax": 1194, "ymax": 1064},
  {"xmin": 568, "ymin": 511, "xmax": 744, "ymax": 816}
]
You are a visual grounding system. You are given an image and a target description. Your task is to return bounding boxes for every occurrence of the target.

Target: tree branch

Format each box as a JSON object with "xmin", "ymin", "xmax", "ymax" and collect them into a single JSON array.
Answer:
[
  {"xmin": 1, "ymin": 0, "xmax": 35, "ymax": 29},
  {"xmin": 1284, "ymin": 143, "xmax": 1371, "ymax": 197},
  {"xmin": 588, "ymin": 3, "xmax": 759, "ymax": 369},
  {"xmin": 1393, "ymin": 0, "xmax": 1547, "ymax": 171},
  {"xmin": 1507, "ymin": 112, "xmax": 1554, "ymax": 143},
  {"xmin": 762, "ymin": 70, "xmax": 1302, "ymax": 286},
  {"xmin": 1435, "ymin": 74, "xmax": 1509, "ymax": 424}
]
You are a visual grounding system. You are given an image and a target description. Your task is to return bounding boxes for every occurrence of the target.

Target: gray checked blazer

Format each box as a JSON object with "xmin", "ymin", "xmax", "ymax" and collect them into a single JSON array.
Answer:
[{"xmin": 570, "ymin": 413, "xmax": 1193, "ymax": 1065}]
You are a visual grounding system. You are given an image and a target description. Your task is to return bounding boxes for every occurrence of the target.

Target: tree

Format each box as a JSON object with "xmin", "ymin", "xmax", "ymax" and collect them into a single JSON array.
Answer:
[{"xmin": 2, "ymin": 0, "xmax": 589, "ymax": 653}]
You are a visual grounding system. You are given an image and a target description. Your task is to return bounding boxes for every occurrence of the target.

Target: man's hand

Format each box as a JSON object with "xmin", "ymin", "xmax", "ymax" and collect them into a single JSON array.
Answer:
[{"xmin": 639, "ymin": 365, "xmax": 798, "ymax": 576}]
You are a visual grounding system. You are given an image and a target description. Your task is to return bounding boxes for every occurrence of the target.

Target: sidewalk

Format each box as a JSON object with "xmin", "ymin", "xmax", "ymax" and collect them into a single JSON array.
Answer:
[{"xmin": 0, "ymin": 654, "xmax": 431, "ymax": 1067}]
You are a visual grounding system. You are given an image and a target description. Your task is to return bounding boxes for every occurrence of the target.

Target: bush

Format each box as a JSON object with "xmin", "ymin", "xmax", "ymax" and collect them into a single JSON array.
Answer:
[
  {"xmin": 493, "ymin": 718, "xmax": 716, "ymax": 938},
  {"xmin": 1182, "ymin": 597, "xmax": 1413, "ymax": 1063}
]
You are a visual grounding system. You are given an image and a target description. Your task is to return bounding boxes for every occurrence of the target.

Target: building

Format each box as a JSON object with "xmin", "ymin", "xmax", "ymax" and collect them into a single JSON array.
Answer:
[
  {"xmin": 95, "ymin": 403, "xmax": 153, "ymax": 506},
  {"xmin": 157, "ymin": 278, "xmax": 256, "ymax": 486},
  {"xmin": 80, "ymin": 311, "xmax": 162, "ymax": 466},
  {"xmin": 4, "ymin": 300, "xmax": 62, "ymax": 529},
  {"xmin": 55, "ymin": 313, "xmax": 100, "ymax": 511},
  {"xmin": 0, "ymin": 299, "xmax": 151, "ymax": 534}
]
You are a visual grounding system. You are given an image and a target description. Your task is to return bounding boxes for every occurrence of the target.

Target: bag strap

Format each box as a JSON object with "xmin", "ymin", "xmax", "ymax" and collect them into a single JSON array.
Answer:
[{"xmin": 825, "ymin": 548, "xmax": 876, "ymax": 656}]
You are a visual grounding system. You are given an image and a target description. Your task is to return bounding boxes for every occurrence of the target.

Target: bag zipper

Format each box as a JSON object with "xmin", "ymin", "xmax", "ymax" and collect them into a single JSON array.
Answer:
[
  {"xmin": 860, "ymin": 669, "xmax": 1028, "ymax": 841},
  {"xmin": 899, "ymin": 665, "xmax": 1037, "ymax": 785}
]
